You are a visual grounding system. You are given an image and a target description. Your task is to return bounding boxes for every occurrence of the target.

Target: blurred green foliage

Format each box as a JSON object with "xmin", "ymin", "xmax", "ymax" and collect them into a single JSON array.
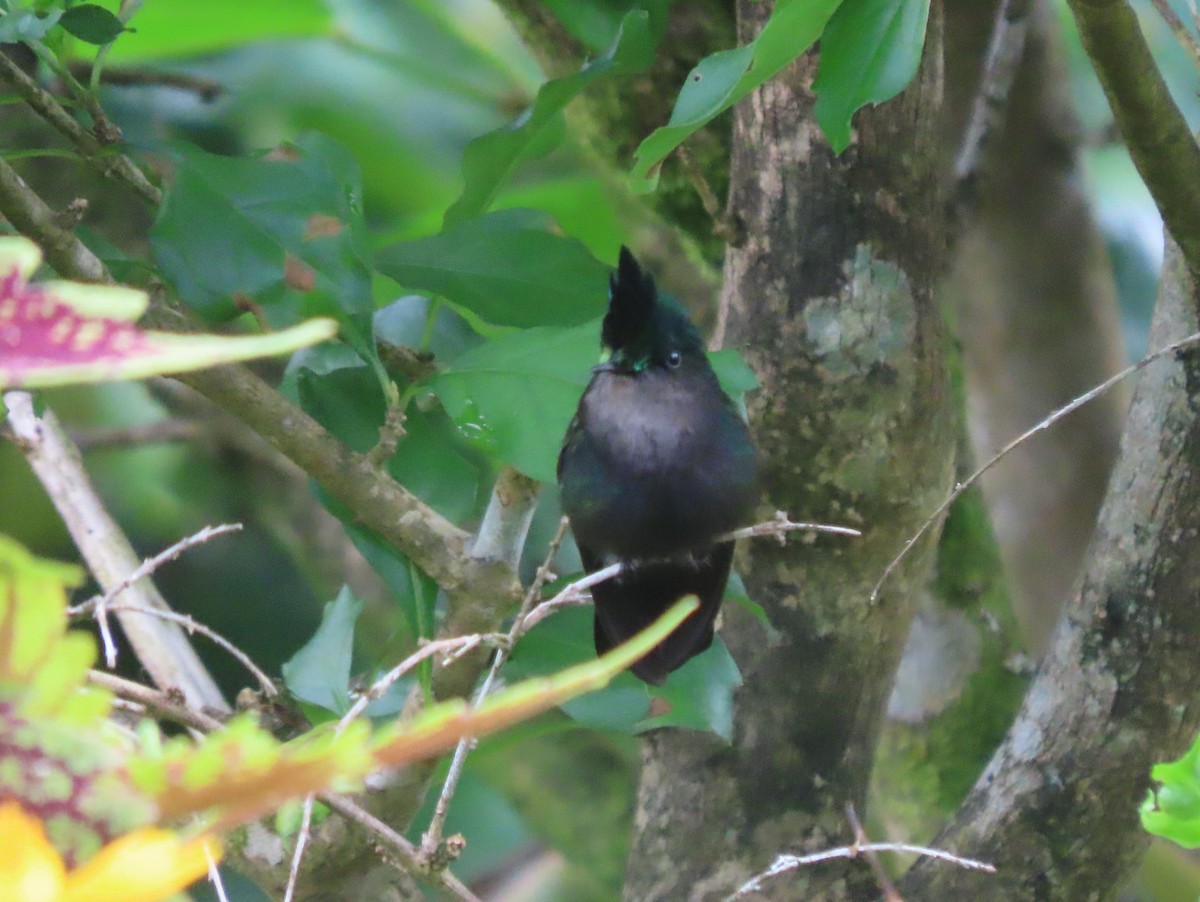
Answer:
[{"xmin": 1, "ymin": 0, "xmax": 1195, "ymax": 898}]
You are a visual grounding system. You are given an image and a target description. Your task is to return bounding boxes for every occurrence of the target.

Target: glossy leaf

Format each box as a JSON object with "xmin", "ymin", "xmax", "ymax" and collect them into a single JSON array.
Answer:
[
  {"xmin": 59, "ymin": 4, "xmax": 125, "ymax": 44},
  {"xmin": 1143, "ymin": 736, "xmax": 1200, "ymax": 848},
  {"xmin": 151, "ymin": 134, "xmax": 373, "ymax": 329},
  {"xmin": 813, "ymin": 0, "xmax": 932, "ymax": 152},
  {"xmin": 376, "ymin": 210, "xmax": 610, "ymax": 328},
  {"xmin": 281, "ymin": 587, "xmax": 363, "ymax": 716},
  {"xmin": 444, "ymin": 8, "xmax": 658, "ymax": 226},
  {"xmin": 0, "ymin": 237, "xmax": 337, "ymax": 390},
  {"xmin": 629, "ymin": 0, "xmax": 843, "ymax": 191},
  {"xmin": 430, "ymin": 320, "xmax": 598, "ymax": 481}
]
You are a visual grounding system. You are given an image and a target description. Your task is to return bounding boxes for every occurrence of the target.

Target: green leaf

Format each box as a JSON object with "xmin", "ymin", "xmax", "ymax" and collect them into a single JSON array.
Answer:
[
  {"xmin": 376, "ymin": 210, "xmax": 610, "ymax": 328},
  {"xmin": 709, "ymin": 348, "xmax": 759, "ymax": 396},
  {"xmin": 282, "ymin": 586, "xmax": 363, "ymax": 717},
  {"xmin": 813, "ymin": 0, "xmax": 932, "ymax": 153},
  {"xmin": 292, "ymin": 344, "xmax": 482, "ymax": 519},
  {"xmin": 629, "ymin": 0, "xmax": 843, "ymax": 192},
  {"xmin": 59, "ymin": 4, "xmax": 124, "ymax": 44},
  {"xmin": 98, "ymin": 0, "xmax": 333, "ymax": 63},
  {"xmin": 506, "ymin": 604, "xmax": 742, "ymax": 739},
  {"xmin": 0, "ymin": 9, "xmax": 61, "ymax": 43},
  {"xmin": 151, "ymin": 134, "xmax": 373, "ymax": 330},
  {"xmin": 444, "ymin": 8, "xmax": 658, "ymax": 226},
  {"xmin": 1143, "ymin": 736, "xmax": 1200, "ymax": 848},
  {"xmin": 430, "ymin": 320, "xmax": 598, "ymax": 481}
]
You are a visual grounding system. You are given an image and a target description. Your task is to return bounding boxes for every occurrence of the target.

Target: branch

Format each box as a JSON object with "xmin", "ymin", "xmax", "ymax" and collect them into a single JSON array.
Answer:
[
  {"xmin": 1065, "ymin": 0, "xmax": 1200, "ymax": 278},
  {"xmin": 0, "ymin": 49, "xmax": 163, "ymax": 205},
  {"xmin": 4, "ymin": 391, "xmax": 228, "ymax": 712},
  {"xmin": 954, "ymin": 0, "xmax": 1033, "ymax": 199},
  {"xmin": 901, "ymin": 241, "xmax": 1200, "ymax": 896},
  {"xmin": 872, "ymin": 328, "xmax": 1200, "ymax": 602}
]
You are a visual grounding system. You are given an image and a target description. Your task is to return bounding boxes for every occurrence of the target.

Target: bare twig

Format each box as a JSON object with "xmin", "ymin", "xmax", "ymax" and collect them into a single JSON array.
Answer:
[
  {"xmin": 522, "ymin": 513, "xmax": 859, "ymax": 631},
  {"xmin": 1149, "ymin": 0, "xmax": 1200, "ymax": 69},
  {"xmin": 320, "ymin": 794, "xmax": 481, "ymax": 901},
  {"xmin": 87, "ymin": 670, "xmax": 226, "ymax": 732},
  {"xmin": 65, "ymin": 61, "xmax": 224, "ymax": 101},
  {"xmin": 71, "ymin": 420, "xmax": 205, "ymax": 451},
  {"xmin": 871, "ymin": 330, "xmax": 1200, "ymax": 603},
  {"xmin": 725, "ymin": 512, "xmax": 862, "ymax": 542},
  {"xmin": 420, "ymin": 516, "xmax": 572, "ymax": 865},
  {"xmin": 0, "ymin": 48, "xmax": 162, "ymax": 205},
  {"xmin": 98, "ymin": 603, "xmax": 277, "ymax": 696},
  {"xmin": 954, "ymin": 0, "xmax": 1033, "ymax": 198},
  {"xmin": 283, "ymin": 795, "xmax": 317, "ymax": 902},
  {"xmin": 729, "ymin": 841, "xmax": 995, "ymax": 899},
  {"xmin": 205, "ymin": 843, "xmax": 229, "ymax": 902},
  {"xmin": 336, "ymin": 635, "xmax": 504, "ymax": 730},
  {"xmin": 4, "ymin": 392, "xmax": 228, "ymax": 711},
  {"xmin": 71, "ymin": 523, "xmax": 242, "ymax": 622},
  {"xmin": 845, "ymin": 803, "xmax": 902, "ymax": 902}
]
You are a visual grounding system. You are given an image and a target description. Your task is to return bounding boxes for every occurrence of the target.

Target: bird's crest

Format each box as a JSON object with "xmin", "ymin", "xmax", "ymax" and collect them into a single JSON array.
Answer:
[
  {"xmin": 602, "ymin": 246, "xmax": 657, "ymax": 353},
  {"xmin": 601, "ymin": 247, "xmax": 702, "ymax": 372}
]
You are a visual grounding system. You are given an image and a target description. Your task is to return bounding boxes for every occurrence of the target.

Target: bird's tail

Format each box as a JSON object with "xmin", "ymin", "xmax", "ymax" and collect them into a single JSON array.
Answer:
[{"xmin": 586, "ymin": 542, "xmax": 734, "ymax": 685}]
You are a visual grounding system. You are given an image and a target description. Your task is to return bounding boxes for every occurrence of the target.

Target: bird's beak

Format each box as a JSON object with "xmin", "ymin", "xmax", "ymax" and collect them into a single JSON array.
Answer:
[{"xmin": 591, "ymin": 360, "xmax": 617, "ymax": 373}]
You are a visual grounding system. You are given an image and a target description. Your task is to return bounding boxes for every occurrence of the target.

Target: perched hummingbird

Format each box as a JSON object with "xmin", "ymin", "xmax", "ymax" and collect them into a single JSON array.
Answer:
[{"xmin": 557, "ymin": 247, "xmax": 758, "ymax": 684}]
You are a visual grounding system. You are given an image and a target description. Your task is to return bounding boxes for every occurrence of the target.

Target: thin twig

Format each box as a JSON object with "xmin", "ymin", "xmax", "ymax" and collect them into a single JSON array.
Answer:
[
  {"xmin": 59, "ymin": 508, "xmax": 234, "ymax": 678},
  {"xmin": 65, "ymin": 61, "xmax": 224, "ymax": 101},
  {"xmin": 71, "ymin": 420, "xmax": 205, "ymax": 451},
  {"xmin": 4, "ymin": 392, "xmax": 228, "ymax": 711},
  {"xmin": 87, "ymin": 670, "xmax": 227, "ymax": 732},
  {"xmin": 205, "ymin": 842, "xmax": 229, "ymax": 902},
  {"xmin": 871, "ymin": 330, "xmax": 1200, "ymax": 603},
  {"xmin": 845, "ymin": 803, "xmax": 902, "ymax": 902},
  {"xmin": 1149, "ymin": 0, "xmax": 1200, "ymax": 68},
  {"xmin": 420, "ymin": 517, "xmax": 571, "ymax": 865},
  {"xmin": 521, "ymin": 513, "xmax": 859, "ymax": 631},
  {"xmin": 283, "ymin": 795, "xmax": 317, "ymax": 902},
  {"xmin": 729, "ymin": 842, "xmax": 995, "ymax": 899},
  {"xmin": 725, "ymin": 512, "xmax": 862, "ymax": 542},
  {"xmin": 71, "ymin": 523, "xmax": 242, "ymax": 615},
  {"xmin": 97, "ymin": 604, "xmax": 277, "ymax": 696},
  {"xmin": 320, "ymin": 794, "xmax": 481, "ymax": 902},
  {"xmin": 0, "ymin": 48, "xmax": 162, "ymax": 205},
  {"xmin": 954, "ymin": 0, "xmax": 1033, "ymax": 200},
  {"xmin": 336, "ymin": 635, "xmax": 505, "ymax": 730}
]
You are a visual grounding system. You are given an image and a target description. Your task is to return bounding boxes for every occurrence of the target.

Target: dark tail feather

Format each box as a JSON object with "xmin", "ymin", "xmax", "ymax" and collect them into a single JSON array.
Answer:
[{"xmin": 584, "ymin": 542, "xmax": 734, "ymax": 685}]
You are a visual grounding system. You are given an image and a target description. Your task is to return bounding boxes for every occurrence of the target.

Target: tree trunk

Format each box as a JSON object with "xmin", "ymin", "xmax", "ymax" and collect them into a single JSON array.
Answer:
[{"xmin": 624, "ymin": 4, "xmax": 954, "ymax": 899}]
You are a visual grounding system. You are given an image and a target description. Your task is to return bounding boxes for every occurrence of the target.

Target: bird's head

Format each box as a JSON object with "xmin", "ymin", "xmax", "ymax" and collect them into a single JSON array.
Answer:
[{"xmin": 597, "ymin": 247, "xmax": 706, "ymax": 377}]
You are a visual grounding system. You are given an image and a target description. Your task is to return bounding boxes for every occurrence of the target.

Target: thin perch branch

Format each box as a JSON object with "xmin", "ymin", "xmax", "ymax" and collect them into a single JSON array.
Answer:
[{"xmin": 871, "ymin": 329, "xmax": 1200, "ymax": 602}]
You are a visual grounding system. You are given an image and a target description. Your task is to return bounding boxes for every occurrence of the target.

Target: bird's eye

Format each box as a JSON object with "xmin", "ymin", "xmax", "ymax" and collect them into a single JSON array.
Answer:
[{"xmin": 666, "ymin": 351, "xmax": 682, "ymax": 368}]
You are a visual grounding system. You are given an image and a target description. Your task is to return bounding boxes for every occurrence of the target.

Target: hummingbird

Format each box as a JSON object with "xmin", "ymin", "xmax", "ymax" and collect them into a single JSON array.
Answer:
[{"xmin": 557, "ymin": 247, "xmax": 758, "ymax": 684}]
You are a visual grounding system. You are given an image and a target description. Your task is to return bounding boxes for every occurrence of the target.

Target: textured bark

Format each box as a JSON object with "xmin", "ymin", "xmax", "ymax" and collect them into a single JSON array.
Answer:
[
  {"xmin": 624, "ymin": 5, "xmax": 954, "ymax": 900},
  {"xmin": 944, "ymin": 0, "xmax": 1127, "ymax": 653},
  {"xmin": 901, "ymin": 239, "xmax": 1200, "ymax": 898}
]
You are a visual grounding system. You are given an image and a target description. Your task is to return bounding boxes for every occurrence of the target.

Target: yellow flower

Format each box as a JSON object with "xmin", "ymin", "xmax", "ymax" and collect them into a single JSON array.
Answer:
[{"xmin": 0, "ymin": 802, "xmax": 220, "ymax": 902}]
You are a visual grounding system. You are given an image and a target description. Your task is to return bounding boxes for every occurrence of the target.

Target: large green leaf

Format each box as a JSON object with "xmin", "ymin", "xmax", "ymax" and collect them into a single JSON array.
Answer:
[
  {"xmin": 813, "ymin": 0, "xmax": 932, "ymax": 153},
  {"xmin": 1143, "ymin": 734, "xmax": 1200, "ymax": 848},
  {"xmin": 95, "ymin": 0, "xmax": 333, "ymax": 63},
  {"xmin": 376, "ymin": 210, "xmax": 609, "ymax": 328},
  {"xmin": 628, "ymin": 0, "xmax": 843, "ymax": 192},
  {"xmin": 281, "ymin": 586, "xmax": 363, "ymax": 717},
  {"xmin": 506, "ymin": 605, "xmax": 741, "ymax": 739},
  {"xmin": 444, "ymin": 8, "xmax": 659, "ymax": 226},
  {"xmin": 430, "ymin": 321, "xmax": 598, "ymax": 481},
  {"xmin": 151, "ymin": 134, "xmax": 373, "ymax": 329}
]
